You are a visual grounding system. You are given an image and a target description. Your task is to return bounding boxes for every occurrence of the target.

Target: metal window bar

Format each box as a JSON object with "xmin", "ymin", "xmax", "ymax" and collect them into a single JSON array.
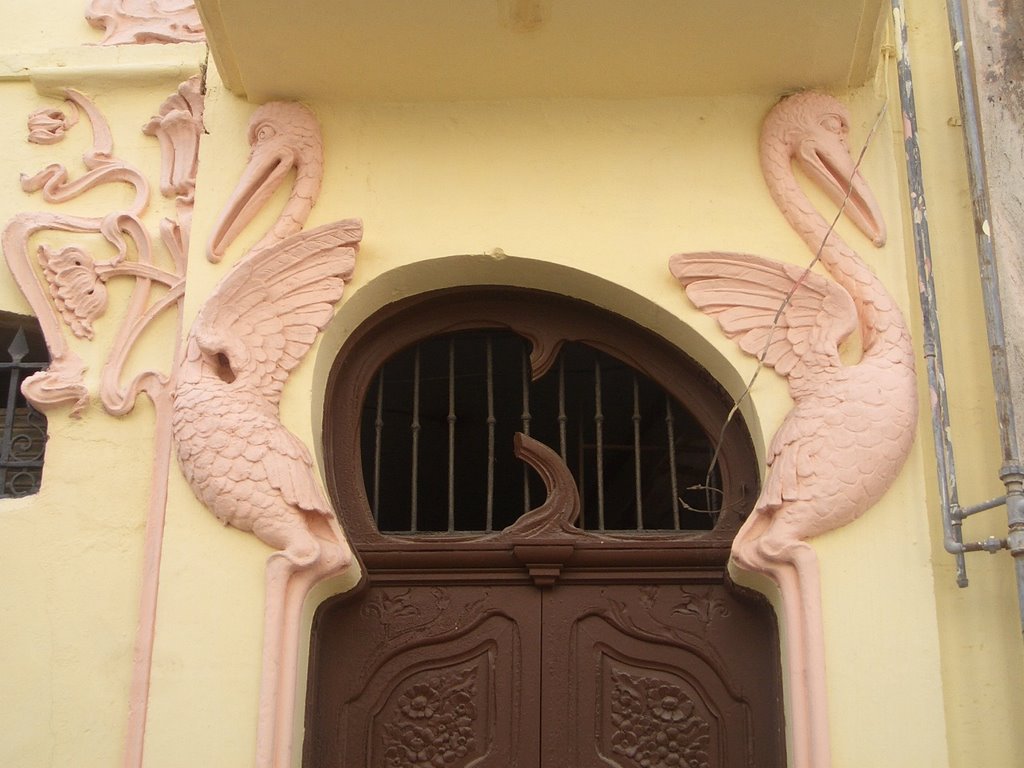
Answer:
[
  {"xmin": 0, "ymin": 328, "xmax": 46, "ymax": 499},
  {"xmin": 633, "ymin": 374, "xmax": 643, "ymax": 530},
  {"xmin": 447, "ymin": 340, "xmax": 456, "ymax": 532},
  {"xmin": 409, "ymin": 347, "xmax": 421, "ymax": 532},
  {"xmin": 577, "ymin": 415, "xmax": 586, "ymax": 530},
  {"xmin": 666, "ymin": 395, "xmax": 681, "ymax": 530},
  {"xmin": 485, "ymin": 338, "xmax": 495, "ymax": 532},
  {"xmin": 594, "ymin": 356, "xmax": 605, "ymax": 531},
  {"xmin": 372, "ymin": 368, "xmax": 384, "ymax": 525},
  {"xmin": 557, "ymin": 355, "xmax": 568, "ymax": 460},
  {"xmin": 520, "ymin": 347, "xmax": 532, "ymax": 513}
]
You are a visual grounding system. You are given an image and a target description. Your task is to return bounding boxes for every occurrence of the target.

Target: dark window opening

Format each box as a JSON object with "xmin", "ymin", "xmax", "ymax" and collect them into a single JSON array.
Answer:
[
  {"xmin": 0, "ymin": 315, "xmax": 48, "ymax": 499},
  {"xmin": 361, "ymin": 329, "xmax": 722, "ymax": 534}
]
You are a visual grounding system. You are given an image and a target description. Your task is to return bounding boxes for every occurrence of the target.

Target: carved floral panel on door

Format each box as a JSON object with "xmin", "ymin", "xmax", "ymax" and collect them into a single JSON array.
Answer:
[
  {"xmin": 308, "ymin": 586, "xmax": 539, "ymax": 768},
  {"xmin": 543, "ymin": 584, "xmax": 778, "ymax": 767}
]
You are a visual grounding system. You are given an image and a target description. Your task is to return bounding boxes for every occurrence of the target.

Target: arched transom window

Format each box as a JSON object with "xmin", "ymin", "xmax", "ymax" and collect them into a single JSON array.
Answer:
[{"xmin": 324, "ymin": 288, "xmax": 759, "ymax": 549}]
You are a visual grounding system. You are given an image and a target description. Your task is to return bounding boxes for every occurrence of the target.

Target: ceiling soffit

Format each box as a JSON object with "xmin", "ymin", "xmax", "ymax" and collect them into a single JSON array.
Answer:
[{"xmin": 196, "ymin": 0, "xmax": 887, "ymax": 103}]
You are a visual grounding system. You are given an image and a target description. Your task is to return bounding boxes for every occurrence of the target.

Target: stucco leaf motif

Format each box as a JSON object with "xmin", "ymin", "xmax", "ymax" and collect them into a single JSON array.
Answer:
[
  {"xmin": 143, "ymin": 75, "xmax": 204, "ymax": 203},
  {"xmin": 86, "ymin": 0, "xmax": 204, "ymax": 45},
  {"xmin": 28, "ymin": 107, "xmax": 78, "ymax": 145},
  {"xmin": 36, "ymin": 245, "xmax": 109, "ymax": 340},
  {"xmin": 671, "ymin": 589, "xmax": 730, "ymax": 628}
]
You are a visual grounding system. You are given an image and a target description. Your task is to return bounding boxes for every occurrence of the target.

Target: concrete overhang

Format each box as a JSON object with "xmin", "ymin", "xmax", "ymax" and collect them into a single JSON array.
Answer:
[{"xmin": 196, "ymin": 0, "xmax": 888, "ymax": 103}]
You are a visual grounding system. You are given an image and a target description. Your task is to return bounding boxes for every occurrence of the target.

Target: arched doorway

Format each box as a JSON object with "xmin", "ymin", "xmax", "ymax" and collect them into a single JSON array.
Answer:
[{"xmin": 307, "ymin": 288, "xmax": 784, "ymax": 767}]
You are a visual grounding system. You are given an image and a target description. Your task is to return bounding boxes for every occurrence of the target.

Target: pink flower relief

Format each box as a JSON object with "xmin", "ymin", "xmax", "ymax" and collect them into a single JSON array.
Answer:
[
  {"xmin": 36, "ymin": 245, "xmax": 109, "ymax": 340},
  {"xmin": 27, "ymin": 107, "xmax": 77, "ymax": 145}
]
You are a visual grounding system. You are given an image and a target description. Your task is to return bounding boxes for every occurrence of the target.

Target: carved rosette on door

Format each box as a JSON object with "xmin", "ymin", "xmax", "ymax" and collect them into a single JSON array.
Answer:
[{"xmin": 308, "ymin": 289, "xmax": 786, "ymax": 766}]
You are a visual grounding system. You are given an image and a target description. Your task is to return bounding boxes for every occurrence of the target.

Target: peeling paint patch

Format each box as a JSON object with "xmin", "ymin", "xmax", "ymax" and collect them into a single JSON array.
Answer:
[{"xmin": 980, "ymin": 0, "xmax": 1024, "ymax": 124}]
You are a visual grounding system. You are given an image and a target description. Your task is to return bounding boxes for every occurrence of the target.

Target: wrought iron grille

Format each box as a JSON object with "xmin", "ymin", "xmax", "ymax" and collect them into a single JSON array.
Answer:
[
  {"xmin": 0, "ymin": 327, "xmax": 47, "ymax": 498},
  {"xmin": 361, "ymin": 329, "xmax": 722, "ymax": 534}
]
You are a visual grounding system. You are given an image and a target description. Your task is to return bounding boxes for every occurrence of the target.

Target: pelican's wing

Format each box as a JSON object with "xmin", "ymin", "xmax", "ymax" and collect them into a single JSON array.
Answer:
[
  {"xmin": 669, "ymin": 251, "xmax": 857, "ymax": 383},
  {"xmin": 194, "ymin": 218, "xmax": 362, "ymax": 404}
]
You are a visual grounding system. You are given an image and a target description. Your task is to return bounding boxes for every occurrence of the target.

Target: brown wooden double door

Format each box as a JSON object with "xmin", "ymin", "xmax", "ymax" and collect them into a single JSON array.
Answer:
[{"xmin": 304, "ymin": 577, "xmax": 784, "ymax": 767}]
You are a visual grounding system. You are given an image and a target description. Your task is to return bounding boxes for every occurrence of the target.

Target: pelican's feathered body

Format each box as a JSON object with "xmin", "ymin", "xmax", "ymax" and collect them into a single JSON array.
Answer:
[
  {"xmin": 670, "ymin": 92, "xmax": 917, "ymax": 768},
  {"xmin": 171, "ymin": 100, "xmax": 361, "ymax": 768},
  {"xmin": 173, "ymin": 218, "xmax": 361, "ymax": 559}
]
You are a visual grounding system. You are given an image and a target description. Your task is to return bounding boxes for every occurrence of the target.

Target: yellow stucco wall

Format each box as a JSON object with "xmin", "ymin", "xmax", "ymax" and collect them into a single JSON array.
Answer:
[{"xmin": 0, "ymin": 1, "xmax": 1020, "ymax": 767}]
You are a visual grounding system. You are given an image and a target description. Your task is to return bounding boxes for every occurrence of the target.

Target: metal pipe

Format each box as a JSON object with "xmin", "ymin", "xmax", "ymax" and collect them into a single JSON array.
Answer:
[
  {"xmin": 891, "ymin": 0, "xmax": 968, "ymax": 585},
  {"xmin": 956, "ymin": 494, "xmax": 1007, "ymax": 520},
  {"xmin": 943, "ymin": 0, "xmax": 1021, "ymax": 464},
  {"xmin": 943, "ymin": 0, "xmax": 1024, "ymax": 636}
]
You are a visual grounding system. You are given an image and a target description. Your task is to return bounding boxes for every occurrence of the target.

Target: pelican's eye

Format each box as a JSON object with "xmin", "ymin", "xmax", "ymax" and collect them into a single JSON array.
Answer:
[
  {"xmin": 255, "ymin": 124, "xmax": 276, "ymax": 143},
  {"xmin": 820, "ymin": 114, "xmax": 845, "ymax": 134}
]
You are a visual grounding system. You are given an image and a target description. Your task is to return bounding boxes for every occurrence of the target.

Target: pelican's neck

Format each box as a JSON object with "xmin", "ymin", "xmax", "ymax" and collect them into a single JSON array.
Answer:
[
  {"xmin": 250, "ymin": 156, "xmax": 323, "ymax": 255},
  {"xmin": 760, "ymin": 138, "xmax": 905, "ymax": 355}
]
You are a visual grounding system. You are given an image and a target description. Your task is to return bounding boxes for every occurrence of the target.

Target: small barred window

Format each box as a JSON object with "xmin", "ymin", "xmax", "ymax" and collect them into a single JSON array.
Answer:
[{"xmin": 0, "ymin": 316, "xmax": 48, "ymax": 498}]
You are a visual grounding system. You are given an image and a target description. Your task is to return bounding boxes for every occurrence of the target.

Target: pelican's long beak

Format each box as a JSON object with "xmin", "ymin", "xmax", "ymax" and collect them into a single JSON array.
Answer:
[
  {"xmin": 798, "ymin": 134, "xmax": 886, "ymax": 247},
  {"xmin": 206, "ymin": 146, "xmax": 296, "ymax": 262}
]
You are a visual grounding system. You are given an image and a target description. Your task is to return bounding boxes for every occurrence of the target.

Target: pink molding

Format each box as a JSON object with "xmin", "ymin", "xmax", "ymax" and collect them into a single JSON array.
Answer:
[
  {"xmin": 670, "ymin": 92, "xmax": 916, "ymax": 768},
  {"xmin": 173, "ymin": 101, "xmax": 361, "ymax": 768},
  {"xmin": 86, "ymin": 0, "xmax": 204, "ymax": 45},
  {"xmin": 121, "ymin": 79, "xmax": 204, "ymax": 768}
]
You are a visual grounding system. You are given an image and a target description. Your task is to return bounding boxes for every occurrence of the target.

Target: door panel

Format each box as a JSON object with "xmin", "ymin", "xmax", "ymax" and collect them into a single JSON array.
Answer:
[
  {"xmin": 540, "ymin": 584, "xmax": 783, "ymax": 767},
  {"xmin": 306, "ymin": 585, "xmax": 541, "ymax": 768}
]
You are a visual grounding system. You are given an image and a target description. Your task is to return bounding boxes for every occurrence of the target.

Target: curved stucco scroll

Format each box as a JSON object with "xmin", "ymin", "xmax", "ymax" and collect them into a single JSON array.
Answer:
[
  {"xmin": 5, "ymin": 89, "xmax": 150, "ymax": 415},
  {"xmin": 86, "ymin": 0, "xmax": 204, "ymax": 45},
  {"xmin": 669, "ymin": 92, "xmax": 917, "ymax": 768},
  {"xmin": 172, "ymin": 101, "xmax": 360, "ymax": 768},
  {"xmin": 2, "ymin": 84, "xmax": 201, "ymax": 416}
]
